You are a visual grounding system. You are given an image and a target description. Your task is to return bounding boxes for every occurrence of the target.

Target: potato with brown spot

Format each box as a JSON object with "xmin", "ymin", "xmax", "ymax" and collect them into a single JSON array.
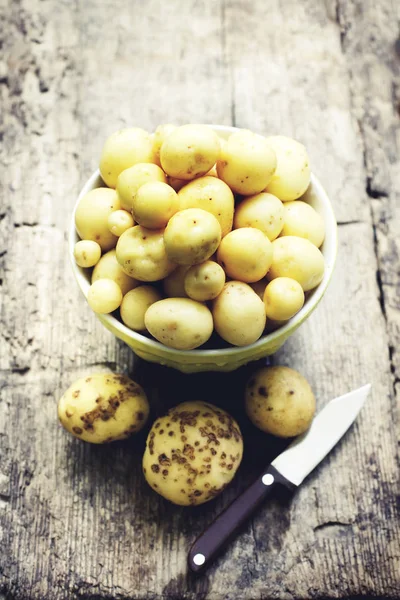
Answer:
[
  {"xmin": 142, "ymin": 401, "xmax": 243, "ymax": 506},
  {"xmin": 58, "ymin": 373, "xmax": 149, "ymax": 443},
  {"xmin": 245, "ymin": 366, "xmax": 316, "ymax": 437}
]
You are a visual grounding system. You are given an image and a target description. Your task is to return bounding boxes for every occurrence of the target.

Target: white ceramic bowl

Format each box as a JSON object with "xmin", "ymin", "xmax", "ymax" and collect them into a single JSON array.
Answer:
[{"xmin": 69, "ymin": 125, "xmax": 337, "ymax": 373}]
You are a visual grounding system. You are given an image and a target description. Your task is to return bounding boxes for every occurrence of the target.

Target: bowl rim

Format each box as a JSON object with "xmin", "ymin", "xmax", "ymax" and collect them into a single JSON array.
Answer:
[{"xmin": 69, "ymin": 124, "xmax": 338, "ymax": 359}]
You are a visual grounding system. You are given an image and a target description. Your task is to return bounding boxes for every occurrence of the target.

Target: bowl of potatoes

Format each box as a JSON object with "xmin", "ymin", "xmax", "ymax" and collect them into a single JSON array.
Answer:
[{"xmin": 69, "ymin": 124, "xmax": 337, "ymax": 373}]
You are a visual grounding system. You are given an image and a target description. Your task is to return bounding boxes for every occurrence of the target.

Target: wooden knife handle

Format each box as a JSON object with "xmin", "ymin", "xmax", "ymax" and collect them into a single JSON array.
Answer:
[{"xmin": 188, "ymin": 465, "xmax": 295, "ymax": 573}]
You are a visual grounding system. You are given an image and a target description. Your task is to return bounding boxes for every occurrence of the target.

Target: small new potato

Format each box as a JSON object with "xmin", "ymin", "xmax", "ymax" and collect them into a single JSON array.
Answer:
[
  {"xmin": 116, "ymin": 163, "xmax": 167, "ymax": 211},
  {"xmin": 87, "ymin": 279, "xmax": 123, "ymax": 314},
  {"xmin": 282, "ymin": 201, "xmax": 325, "ymax": 247},
  {"xmin": 163, "ymin": 265, "xmax": 190, "ymax": 298},
  {"xmin": 145, "ymin": 298, "xmax": 213, "ymax": 350},
  {"xmin": 160, "ymin": 124, "xmax": 220, "ymax": 180},
  {"xmin": 107, "ymin": 210, "xmax": 134, "ymax": 237},
  {"xmin": 217, "ymin": 130, "xmax": 277, "ymax": 195},
  {"xmin": 264, "ymin": 277, "xmax": 305, "ymax": 321},
  {"xmin": 217, "ymin": 228, "xmax": 273, "ymax": 283},
  {"xmin": 184, "ymin": 261, "xmax": 226, "ymax": 301},
  {"xmin": 213, "ymin": 281, "xmax": 266, "ymax": 346},
  {"xmin": 142, "ymin": 401, "xmax": 243, "ymax": 505},
  {"xmin": 233, "ymin": 192, "xmax": 284, "ymax": 241},
  {"xmin": 73, "ymin": 240, "xmax": 101, "ymax": 268},
  {"xmin": 58, "ymin": 373, "xmax": 149, "ymax": 443},
  {"xmin": 92, "ymin": 249, "xmax": 139, "ymax": 295},
  {"xmin": 245, "ymin": 366, "xmax": 316, "ymax": 437},
  {"xmin": 265, "ymin": 136, "xmax": 311, "ymax": 201},
  {"xmin": 75, "ymin": 188, "xmax": 120, "ymax": 252},
  {"xmin": 120, "ymin": 285, "xmax": 162, "ymax": 331},
  {"xmin": 152, "ymin": 124, "xmax": 177, "ymax": 166},
  {"xmin": 100, "ymin": 128, "xmax": 155, "ymax": 188},
  {"xmin": 178, "ymin": 176, "xmax": 234, "ymax": 237},
  {"xmin": 269, "ymin": 236, "xmax": 325, "ymax": 291},
  {"xmin": 164, "ymin": 208, "xmax": 221, "ymax": 266},
  {"xmin": 132, "ymin": 182, "xmax": 179, "ymax": 229},
  {"xmin": 116, "ymin": 226, "xmax": 177, "ymax": 282}
]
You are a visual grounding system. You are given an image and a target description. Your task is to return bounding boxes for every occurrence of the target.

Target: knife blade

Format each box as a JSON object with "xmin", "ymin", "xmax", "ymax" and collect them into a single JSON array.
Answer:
[{"xmin": 188, "ymin": 384, "xmax": 371, "ymax": 573}]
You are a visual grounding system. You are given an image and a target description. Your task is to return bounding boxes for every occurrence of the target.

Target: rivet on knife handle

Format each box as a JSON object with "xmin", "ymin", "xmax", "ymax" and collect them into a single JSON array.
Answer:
[{"xmin": 187, "ymin": 465, "xmax": 295, "ymax": 573}]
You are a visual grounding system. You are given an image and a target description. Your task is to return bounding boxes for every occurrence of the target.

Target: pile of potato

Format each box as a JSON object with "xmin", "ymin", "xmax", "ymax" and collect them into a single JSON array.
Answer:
[
  {"xmin": 58, "ymin": 366, "xmax": 316, "ymax": 506},
  {"xmin": 74, "ymin": 124, "xmax": 326, "ymax": 350}
]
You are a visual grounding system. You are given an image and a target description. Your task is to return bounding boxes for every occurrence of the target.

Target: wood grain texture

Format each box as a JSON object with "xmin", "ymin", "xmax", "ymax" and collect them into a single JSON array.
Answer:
[{"xmin": 0, "ymin": 0, "xmax": 399, "ymax": 599}]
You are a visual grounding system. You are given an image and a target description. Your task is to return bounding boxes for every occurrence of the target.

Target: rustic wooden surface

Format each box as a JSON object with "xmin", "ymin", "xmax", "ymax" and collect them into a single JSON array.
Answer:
[{"xmin": 1, "ymin": 0, "xmax": 399, "ymax": 598}]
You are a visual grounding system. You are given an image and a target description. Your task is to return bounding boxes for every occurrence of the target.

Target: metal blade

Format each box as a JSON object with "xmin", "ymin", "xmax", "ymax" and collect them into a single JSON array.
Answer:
[{"xmin": 271, "ymin": 384, "xmax": 371, "ymax": 486}]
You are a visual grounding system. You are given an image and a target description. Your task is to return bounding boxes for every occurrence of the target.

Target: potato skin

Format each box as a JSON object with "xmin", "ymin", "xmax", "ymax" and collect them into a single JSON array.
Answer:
[
  {"xmin": 217, "ymin": 130, "xmax": 277, "ymax": 195},
  {"xmin": 58, "ymin": 373, "xmax": 149, "ymax": 443},
  {"xmin": 184, "ymin": 261, "xmax": 225, "ymax": 302},
  {"xmin": 116, "ymin": 163, "xmax": 167, "ymax": 212},
  {"xmin": 92, "ymin": 249, "xmax": 139, "ymax": 296},
  {"xmin": 164, "ymin": 208, "xmax": 221, "ymax": 266},
  {"xmin": 264, "ymin": 136, "xmax": 311, "ymax": 201},
  {"xmin": 245, "ymin": 366, "xmax": 316, "ymax": 437},
  {"xmin": 87, "ymin": 279, "xmax": 122, "ymax": 314},
  {"xmin": 142, "ymin": 401, "xmax": 243, "ymax": 505},
  {"xmin": 213, "ymin": 281, "xmax": 266, "ymax": 346},
  {"xmin": 160, "ymin": 124, "xmax": 220, "ymax": 180},
  {"xmin": 263, "ymin": 277, "xmax": 304, "ymax": 321},
  {"xmin": 132, "ymin": 181, "xmax": 179, "ymax": 229},
  {"xmin": 100, "ymin": 128, "xmax": 155, "ymax": 188},
  {"xmin": 116, "ymin": 226, "xmax": 177, "ymax": 282},
  {"xmin": 152, "ymin": 124, "xmax": 177, "ymax": 166},
  {"xmin": 73, "ymin": 240, "xmax": 101, "ymax": 268},
  {"xmin": 233, "ymin": 192, "xmax": 284, "ymax": 241},
  {"xmin": 269, "ymin": 236, "xmax": 325, "ymax": 291},
  {"xmin": 281, "ymin": 201, "xmax": 325, "ymax": 247},
  {"xmin": 177, "ymin": 176, "xmax": 234, "ymax": 237},
  {"xmin": 120, "ymin": 285, "xmax": 162, "ymax": 331},
  {"xmin": 145, "ymin": 298, "xmax": 213, "ymax": 350},
  {"xmin": 217, "ymin": 228, "xmax": 273, "ymax": 283},
  {"xmin": 75, "ymin": 188, "xmax": 120, "ymax": 252}
]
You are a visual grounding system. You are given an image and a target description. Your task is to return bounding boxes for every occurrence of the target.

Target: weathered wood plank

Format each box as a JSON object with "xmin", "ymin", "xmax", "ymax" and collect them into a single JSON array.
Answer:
[{"xmin": 0, "ymin": 0, "xmax": 399, "ymax": 598}]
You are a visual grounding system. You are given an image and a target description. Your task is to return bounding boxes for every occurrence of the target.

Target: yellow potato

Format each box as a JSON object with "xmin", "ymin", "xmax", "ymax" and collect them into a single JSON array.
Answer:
[
  {"xmin": 58, "ymin": 373, "xmax": 149, "ymax": 443},
  {"xmin": 282, "ymin": 201, "xmax": 325, "ymax": 247},
  {"xmin": 184, "ymin": 261, "xmax": 226, "ymax": 301},
  {"xmin": 142, "ymin": 401, "xmax": 243, "ymax": 505},
  {"xmin": 73, "ymin": 240, "xmax": 101, "ymax": 268},
  {"xmin": 132, "ymin": 182, "xmax": 179, "ymax": 229},
  {"xmin": 145, "ymin": 298, "xmax": 213, "ymax": 350},
  {"xmin": 263, "ymin": 277, "xmax": 304, "ymax": 321},
  {"xmin": 75, "ymin": 188, "xmax": 120, "ymax": 252},
  {"xmin": 100, "ymin": 128, "xmax": 155, "ymax": 188},
  {"xmin": 233, "ymin": 192, "xmax": 284, "ymax": 241},
  {"xmin": 269, "ymin": 236, "xmax": 325, "ymax": 291},
  {"xmin": 163, "ymin": 265, "xmax": 190, "ymax": 298},
  {"xmin": 116, "ymin": 226, "xmax": 176, "ymax": 282},
  {"xmin": 87, "ymin": 279, "xmax": 122, "ymax": 314},
  {"xmin": 178, "ymin": 176, "xmax": 234, "ymax": 237},
  {"xmin": 160, "ymin": 124, "xmax": 220, "ymax": 180},
  {"xmin": 265, "ymin": 136, "xmax": 311, "ymax": 201},
  {"xmin": 152, "ymin": 124, "xmax": 177, "ymax": 166},
  {"xmin": 164, "ymin": 208, "xmax": 221, "ymax": 265},
  {"xmin": 107, "ymin": 210, "xmax": 134, "ymax": 237},
  {"xmin": 92, "ymin": 249, "xmax": 139, "ymax": 296},
  {"xmin": 120, "ymin": 285, "xmax": 162, "ymax": 331},
  {"xmin": 116, "ymin": 163, "xmax": 167, "ymax": 211},
  {"xmin": 217, "ymin": 228, "xmax": 273, "ymax": 283},
  {"xmin": 213, "ymin": 281, "xmax": 266, "ymax": 346},
  {"xmin": 245, "ymin": 366, "xmax": 316, "ymax": 437},
  {"xmin": 217, "ymin": 130, "xmax": 277, "ymax": 195}
]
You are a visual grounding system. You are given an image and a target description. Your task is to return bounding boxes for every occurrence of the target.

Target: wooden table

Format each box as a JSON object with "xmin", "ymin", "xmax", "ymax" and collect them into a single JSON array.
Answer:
[{"xmin": 1, "ymin": 1, "xmax": 399, "ymax": 598}]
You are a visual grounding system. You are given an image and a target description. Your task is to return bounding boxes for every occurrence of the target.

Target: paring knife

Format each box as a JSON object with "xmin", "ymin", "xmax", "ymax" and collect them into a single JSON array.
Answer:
[{"xmin": 188, "ymin": 384, "xmax": 371, "ymax": 573}]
